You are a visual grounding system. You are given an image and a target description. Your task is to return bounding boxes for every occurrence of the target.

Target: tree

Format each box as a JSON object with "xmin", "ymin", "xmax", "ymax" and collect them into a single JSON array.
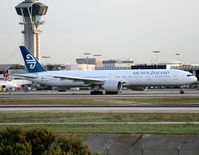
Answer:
[
  {"xmin": 26, "ymin": 127, "xmax": 55, "ymax": 155},
  {"xmin": 52, "ymin": 135, "xmax": 101, "ymax": 155},
  {"xmin": 0, "ymin": 127, "xmax": 100, "ymax": 155},
  {"xmin": 0, "ymin": 127, "xmax": 31, "ymax": 155}
]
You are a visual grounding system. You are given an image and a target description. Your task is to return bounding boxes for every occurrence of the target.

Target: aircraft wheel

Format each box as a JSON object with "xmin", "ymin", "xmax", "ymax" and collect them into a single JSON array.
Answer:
[
  {"xmin": 180, "ymin": 90, "xmax": 184, "ymax": 94},
  {"xmin": 105, "ymin": 91, "xmax": 118, "ymax": 95},
  {"xmin": 90, "ymin": 91, "xmax": 103, "ymax": 95}
]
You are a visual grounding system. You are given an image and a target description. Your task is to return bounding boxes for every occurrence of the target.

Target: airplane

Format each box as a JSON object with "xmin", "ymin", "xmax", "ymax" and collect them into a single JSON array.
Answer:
[
  {"xmin": 14, "ymin": 46, "xmax": 197, "ymax": 95},
  {"xmin": 0, "ymin": 71, "xmax": 32, "ymax": 92},
  {"xmin": 0, "ymin": 80, "xmax": 18, "ymax": 90},
  {"xmin": 0, "ymin": 71, "xmax": 18, "ymax": 93}
]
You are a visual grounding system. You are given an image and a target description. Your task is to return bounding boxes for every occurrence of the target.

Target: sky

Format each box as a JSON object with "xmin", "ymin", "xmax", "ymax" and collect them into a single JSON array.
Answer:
[{"xmin": 0, "ymin": 0, "xmax": 199, "ymax": 65}]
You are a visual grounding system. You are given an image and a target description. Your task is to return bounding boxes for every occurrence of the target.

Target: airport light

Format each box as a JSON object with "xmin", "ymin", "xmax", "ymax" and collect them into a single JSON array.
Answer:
[
  {"xmin": 94, "ymin": 54, "xmax": 101, "ymax": 57},
  {"xmin": 175, "ymin": 53, "xmax": 180, "ymax": 61},
  {"xmin": 153, "ymin": 51, "xmax": 160, "ymax": 64},
  {"xmin": 42, "ymin": 56, "xmax": 51, "ymax": 68},
  {"xmin": 84, "ymin": 52, "xmax": 91, "ymax": 70}
]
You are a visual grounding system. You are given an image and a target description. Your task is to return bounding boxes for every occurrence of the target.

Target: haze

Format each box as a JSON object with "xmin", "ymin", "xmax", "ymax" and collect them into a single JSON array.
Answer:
[{"xmin": 0, "ymin": 0, "xmax": 199, "ymax": 65}]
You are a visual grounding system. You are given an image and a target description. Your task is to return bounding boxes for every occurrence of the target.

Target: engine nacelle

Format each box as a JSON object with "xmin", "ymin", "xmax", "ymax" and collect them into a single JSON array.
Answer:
[{"xmin": 102, "ymin": 80, "xmax": 122, "ymax": 94}]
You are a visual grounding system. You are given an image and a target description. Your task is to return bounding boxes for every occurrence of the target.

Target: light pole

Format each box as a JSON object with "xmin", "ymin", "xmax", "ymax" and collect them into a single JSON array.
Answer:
[
  {"xmin": 153, "ymin": 51, "xmax": 160, "ymax": 64},
  {"xmin": 175, "ymin": 53, "xmax": 180, "ymax": 61},
  {"xmin": 84, "ymin": 52, "xmax": 91, "ymax": 70},
  {"xmin": 42, "ymin": 56, "xmax": 51, "ymax": 69}
]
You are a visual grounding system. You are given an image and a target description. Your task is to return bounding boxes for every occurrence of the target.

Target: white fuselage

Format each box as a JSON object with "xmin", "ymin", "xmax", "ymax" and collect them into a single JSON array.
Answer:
[
  {"xmin": 25, "ymin": 69, "xmax": 197, "ymax": 88},
  {"xmin": 0, "ymin": 77, "xmax": 32, "ymax": 89},
  {"xmin": 0, "ymin": 80, "xmax": 18, "ymax": 89},
  {"xmin": 12, "ymin": 79, "xmax": 32, "ymax": 86}
]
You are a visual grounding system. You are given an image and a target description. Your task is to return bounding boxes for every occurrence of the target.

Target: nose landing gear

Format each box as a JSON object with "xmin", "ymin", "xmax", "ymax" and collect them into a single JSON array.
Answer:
[{"xmin": 180, "ymin": 87, "xmax": 184, "ymax": 94}]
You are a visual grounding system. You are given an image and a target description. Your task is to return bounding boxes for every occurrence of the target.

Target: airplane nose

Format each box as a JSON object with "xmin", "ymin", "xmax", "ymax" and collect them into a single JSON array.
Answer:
[{"xmin": 193, "ymin": 76, "xmax": 197, "ymax": 83}]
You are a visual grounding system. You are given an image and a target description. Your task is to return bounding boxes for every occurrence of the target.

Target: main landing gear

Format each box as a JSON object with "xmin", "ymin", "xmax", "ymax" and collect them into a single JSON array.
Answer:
[
  {"xmin": 90, "ymin": 90, "xmax": 103, "ymax": 95},
  {"xmin": 90, "ymin": 90, "xmax": 119, "ymax": 95}
]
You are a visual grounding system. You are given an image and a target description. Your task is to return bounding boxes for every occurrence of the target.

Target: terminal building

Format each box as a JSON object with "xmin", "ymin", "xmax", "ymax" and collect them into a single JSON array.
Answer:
[
  {"xmin": 76, "ymin": 57, "xmax": 134, "ymax": 70},
  {"xmin": 96, "ymin": 59, "xmax": 134, "ymax": 70},
  {"xmin": 76, "ymin": 57, "xmax": 110, "ymax": 70}
]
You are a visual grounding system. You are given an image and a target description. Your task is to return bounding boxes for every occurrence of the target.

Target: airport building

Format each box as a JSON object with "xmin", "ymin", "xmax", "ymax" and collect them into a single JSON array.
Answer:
[
  {"xmin": 76, "ymin": 57, "xmax": 110, "ymax": 70},
  {"xmin": 15, "ymin": 0, "xmax": 48, "ymax": 62},
  {"xmin": 0, "ymin": 64, "xmax": 26, "ymax": 76},
  {"xmin": 76, "ymin": 57, "xmax": 134, "ymax": 70},
  {"xmin": 95, "ymin": 59, "xmax": 134, "ymax": 70},
  {"xmin": 45, "ymin": 64, "xmax": 71, "ymax": 71}
]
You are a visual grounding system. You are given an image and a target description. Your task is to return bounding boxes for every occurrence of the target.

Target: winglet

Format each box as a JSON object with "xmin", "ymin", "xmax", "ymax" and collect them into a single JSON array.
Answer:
[{"xmin": 19, "ymin": 46, "xmax": 47, "ymax": 73}]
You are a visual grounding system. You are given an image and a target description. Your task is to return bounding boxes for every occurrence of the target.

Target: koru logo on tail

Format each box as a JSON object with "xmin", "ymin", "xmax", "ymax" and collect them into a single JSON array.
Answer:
[{"xmin": 25, "ymin": 54, "xmax": 36, "ymax": 69}]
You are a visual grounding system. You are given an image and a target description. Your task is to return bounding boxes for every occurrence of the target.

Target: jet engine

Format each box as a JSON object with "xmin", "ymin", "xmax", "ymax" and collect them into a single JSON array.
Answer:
[{"xmin": 102, "ymin": 80, "xmax": 122, "ymax": 94}]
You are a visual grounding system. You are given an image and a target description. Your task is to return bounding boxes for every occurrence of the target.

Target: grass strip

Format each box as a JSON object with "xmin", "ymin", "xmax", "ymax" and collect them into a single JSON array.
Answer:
[
  {"xmin": 1, "ymin": 113, "xmax": 199, "ymax": 123},
  {"xmin": 0, "ymin": 97, "xmax": 199, "ymax": 105},
  {"xmin": 0, "ymin": 98, "xmax": 116, "ymax": 105},
  {"xmin": 0, "ymin": 124, "xmax": 198, "ymax": 134}
]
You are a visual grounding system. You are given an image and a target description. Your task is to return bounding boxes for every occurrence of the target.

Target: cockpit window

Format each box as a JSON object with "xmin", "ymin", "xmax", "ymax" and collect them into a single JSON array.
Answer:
[{"xmin": 187, "ymin": 74, "xmax": 193, "ymax": 77}]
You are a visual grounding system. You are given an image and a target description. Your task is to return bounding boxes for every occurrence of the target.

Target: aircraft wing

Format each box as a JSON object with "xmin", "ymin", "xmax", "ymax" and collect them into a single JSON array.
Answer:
[{"xmin": 50, "ymin": 75, "xmax": 104, "ymax": 84}]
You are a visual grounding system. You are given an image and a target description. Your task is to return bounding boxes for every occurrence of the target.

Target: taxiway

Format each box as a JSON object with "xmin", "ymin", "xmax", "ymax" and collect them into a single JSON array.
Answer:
[{"xmin": 0, "ymin": 89, "xmax": 199, "ymax": 99}]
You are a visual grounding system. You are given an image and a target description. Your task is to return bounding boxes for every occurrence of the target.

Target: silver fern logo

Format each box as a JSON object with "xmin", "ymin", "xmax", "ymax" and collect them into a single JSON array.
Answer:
[{"xmin": 25, "ymin": 54, "xmax": 36, "ymax": 69}]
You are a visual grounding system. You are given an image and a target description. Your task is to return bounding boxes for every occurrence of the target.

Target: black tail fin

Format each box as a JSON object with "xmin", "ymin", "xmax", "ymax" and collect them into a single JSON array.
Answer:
[{"xmin": 19, "ymin": 46, "xmax": 47, "ymax": 73}]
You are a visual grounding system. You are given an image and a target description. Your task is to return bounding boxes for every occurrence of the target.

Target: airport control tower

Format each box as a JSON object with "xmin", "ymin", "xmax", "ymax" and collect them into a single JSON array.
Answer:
[{"xmin": 15, "ymin": 0, "xmax": 48, "ymax": 62}]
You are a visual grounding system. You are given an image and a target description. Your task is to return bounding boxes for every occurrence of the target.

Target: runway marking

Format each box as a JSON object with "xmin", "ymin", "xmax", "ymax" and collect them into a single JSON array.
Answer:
[{"xmin": 1, "ymin": 107, "xmax": 199, "ymax": 113}]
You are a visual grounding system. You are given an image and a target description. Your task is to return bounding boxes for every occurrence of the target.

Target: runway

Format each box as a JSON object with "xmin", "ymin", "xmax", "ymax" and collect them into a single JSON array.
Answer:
[
  {"xmin": 0, "ymin": 89, "xmax": 199, "ymax": 113},
  {"xmin": 1, "ymin": 105, "xmax": 199, "ymax": 113},
  {"xmin": 0, "ymin": 89, "xmax": 199, "ymax": 99}
]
